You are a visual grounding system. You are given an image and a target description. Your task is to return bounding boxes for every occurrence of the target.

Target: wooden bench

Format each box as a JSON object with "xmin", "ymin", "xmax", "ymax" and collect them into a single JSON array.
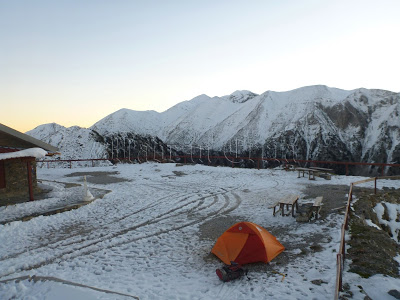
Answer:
[
  {"xmin": 269, "ymin": 202, "xmax": 281, "ymax": 216},
  {"xmin": 296, "ymin": 168, "xmax": 316, "ymax": 180},
  {"xmin": 309, "ymin": 167, "xmax": 334, "ymax": 180},
  {"xmin": 312, "ymin": 196, "xmax": 323, "ymax": 219},
  {"xmin": 270, "ymin": 194, "xmax": 299, "ymax": 217}
]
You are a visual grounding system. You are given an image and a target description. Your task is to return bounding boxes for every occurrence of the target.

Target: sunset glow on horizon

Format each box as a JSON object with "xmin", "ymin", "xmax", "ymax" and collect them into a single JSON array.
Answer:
[{"xmin": 1, "ymin": 0, "xmax": 400, "ymax": 133}]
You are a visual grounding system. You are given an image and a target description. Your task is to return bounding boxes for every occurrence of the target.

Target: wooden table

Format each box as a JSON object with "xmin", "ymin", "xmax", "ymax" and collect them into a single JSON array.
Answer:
[
  {"xmin": 296, "ymin": 168, "xmax": 317, "ymax": 180},
  {"xmin": 309, "ymin": 167, "xmax": 334, "ymax": 173},
  {"xmin": 270, "ymin": 194, "xmax": 299, "ymax": 217}
]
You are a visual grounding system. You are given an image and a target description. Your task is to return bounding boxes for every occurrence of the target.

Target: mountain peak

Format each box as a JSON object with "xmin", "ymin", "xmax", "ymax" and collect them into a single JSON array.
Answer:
[{"xmin": 223, "ymin": 90, "xmax": 258, "ymax": 103}]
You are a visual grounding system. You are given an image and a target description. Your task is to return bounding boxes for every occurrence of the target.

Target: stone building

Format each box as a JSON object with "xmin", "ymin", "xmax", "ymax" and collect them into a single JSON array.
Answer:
[{"xmin": 0, "ymin": 123, "xmax": 59, "ymax": 204}]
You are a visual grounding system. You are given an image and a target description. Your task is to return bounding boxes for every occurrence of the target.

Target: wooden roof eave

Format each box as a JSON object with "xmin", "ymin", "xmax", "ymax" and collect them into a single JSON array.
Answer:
[{"xmin": 0, "ymin": 123, "xmax": 59, "ymax": 153}]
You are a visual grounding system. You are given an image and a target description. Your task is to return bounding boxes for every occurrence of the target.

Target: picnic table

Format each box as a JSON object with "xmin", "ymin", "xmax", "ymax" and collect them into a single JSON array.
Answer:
[
  {"xmin": 309, "ymin": 167, "xmax": 334, "ymax": 180},
  {"xmin": 309, "ymin": 167, "xmax": 334, "ymax": 173},
  {"xmin": 269, "ymin": 194, "xmax": 299, "ymax": 217},
  {"xmin": 296, "ymin": 167, "xmax": 317, "ymax": 180}
]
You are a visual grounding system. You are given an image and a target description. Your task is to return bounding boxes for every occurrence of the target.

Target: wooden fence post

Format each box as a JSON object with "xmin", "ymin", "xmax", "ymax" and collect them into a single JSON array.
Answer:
[
  {"xmin": 341, "ymin": 224, "xmax": 346, "ymax": 260},
  {"xmin": 27, "ymin": 161, "xmax": 34, "ymax": 201},
  {"xmin": 335, "ymin": 253, "xmax": 343, "ymax": 297}
]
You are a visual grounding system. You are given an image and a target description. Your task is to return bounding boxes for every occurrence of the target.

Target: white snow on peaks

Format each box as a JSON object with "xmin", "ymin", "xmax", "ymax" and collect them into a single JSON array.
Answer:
[
  {"xmin": 222, "ymin": 90, "xmax": 259, "ymax": 103},
  {"xmin": 0, "ymin": 148, "xmax": 47, "ymax": 160},
  {"xmin": 91, "ymin": 108, "xmax": 160, "ymax": 136},
  {"xmin": 266, "ymin": 85, "xmax": 354, "ymax": 106},
  {"xmin": 26, "ymin": 85, "xmax": 400, "ymax": 165},
  {"xmin": 26, "ymin": 124, "xmax": 108, "ymax": 161},
  {"xmin": 89, "ymin": 85, "xmax": 361, "ymax": 147}
]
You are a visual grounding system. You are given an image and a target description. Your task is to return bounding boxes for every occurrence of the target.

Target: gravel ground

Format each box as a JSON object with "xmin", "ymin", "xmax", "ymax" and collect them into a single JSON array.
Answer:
[{"xmin": 199, "ymin": 183, "xmax": 351, "ymax": 239}]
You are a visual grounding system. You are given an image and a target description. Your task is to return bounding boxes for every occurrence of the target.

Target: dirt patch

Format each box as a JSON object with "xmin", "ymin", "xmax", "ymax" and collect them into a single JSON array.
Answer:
[
  {"xmin": 66, "ymin": 171, "xmax": 119, "ymax": 177},
  {"xmin": 63, "ymin": 183, "xmax": 81, "ymax": 188},
  {"xmin": 65, "ymin": 171, "xmax": 129, "ymax": 184},
  {"xmin": 199, "ymin": 215, "xmax": 241, "ymax": 241},
  {"xmin": 301, "ymin": 184, "xmax": 352, "ymax": 217},
  {"xmin": 162, "ymin": 170, "xmax": 188, "ymax": 179},
  {"xmin": 348, "ymin": 189, "xmax": 400, "ymax": 278},
  {"xmin": 172, "ymin": 171, "xmax": 187, "ymax": 177}
]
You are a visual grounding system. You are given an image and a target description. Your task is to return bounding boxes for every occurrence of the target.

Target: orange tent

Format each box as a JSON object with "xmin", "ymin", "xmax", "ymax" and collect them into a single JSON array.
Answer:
[{"xmin": 211, "ymin": 221, "xmax": 285, "ymax": 265}]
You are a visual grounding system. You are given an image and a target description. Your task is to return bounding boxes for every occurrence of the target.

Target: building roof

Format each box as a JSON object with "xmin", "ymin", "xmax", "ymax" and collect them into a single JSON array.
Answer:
[
  {"xmin": 0, "ymin": 123, "xmax": 59, "ymax": 154},
  {"xmin": 0, "ymin": 148, "xmax": 48, "ymax": 161}
]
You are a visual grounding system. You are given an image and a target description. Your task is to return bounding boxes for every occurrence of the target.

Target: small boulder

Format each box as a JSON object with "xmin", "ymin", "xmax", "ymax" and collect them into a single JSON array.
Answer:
[
  {"xmin": 388, "ymin": 290, "xmax": 400, "ymax": 299},
  {"xmin": 311, "ymin": 279, "xmax": 328, "ymax": 286},
  {"xmin": 296, "ymin": 203, "xmax": 314, "ymax": 222}
]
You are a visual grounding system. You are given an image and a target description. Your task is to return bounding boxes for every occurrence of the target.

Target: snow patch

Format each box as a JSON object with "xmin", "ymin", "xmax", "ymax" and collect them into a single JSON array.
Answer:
[
  {"xmin": 365, "ymin": 219, "xmax": 381, "ymax": 230},
  {"xmin": 0, "ymin": 148, "xmax": 47, "ymax": 160},
  {"xmin": 374, "ymin": 202, "xmax": 400, "ymax": 243}
]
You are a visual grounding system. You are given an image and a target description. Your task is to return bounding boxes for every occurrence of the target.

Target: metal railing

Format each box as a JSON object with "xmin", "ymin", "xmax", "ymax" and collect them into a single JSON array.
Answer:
[{"xmin": 37, "ymin": 155, "xmax": 400, "ymax": 176}]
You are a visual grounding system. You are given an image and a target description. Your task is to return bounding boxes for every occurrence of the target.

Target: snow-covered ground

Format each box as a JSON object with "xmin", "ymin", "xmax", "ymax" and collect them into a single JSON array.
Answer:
[{"xmin": 0, "ymin": 163, "xmax": 399, "ymax": 299}]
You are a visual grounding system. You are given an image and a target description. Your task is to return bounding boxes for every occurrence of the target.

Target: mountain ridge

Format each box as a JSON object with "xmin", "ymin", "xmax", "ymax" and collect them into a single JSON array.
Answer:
[{"xmin": 26, "ymin": 85, "xmax": 400, "ymax": 175}]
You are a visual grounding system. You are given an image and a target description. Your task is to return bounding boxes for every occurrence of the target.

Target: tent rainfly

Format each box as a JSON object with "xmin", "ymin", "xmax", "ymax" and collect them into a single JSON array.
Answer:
[{"xmin": 211, "ymin": 221, "xmax": 285, "ymax": 265}]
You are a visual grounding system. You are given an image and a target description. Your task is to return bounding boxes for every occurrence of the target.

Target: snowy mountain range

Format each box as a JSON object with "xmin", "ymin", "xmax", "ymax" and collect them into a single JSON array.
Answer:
[
  {"xmin": 27, "ymin": 123, "xmax": 108, "ymax": 160},
  {"xmin": 27, "ymin": 85, "xmax": 400, "ymax": 174}
]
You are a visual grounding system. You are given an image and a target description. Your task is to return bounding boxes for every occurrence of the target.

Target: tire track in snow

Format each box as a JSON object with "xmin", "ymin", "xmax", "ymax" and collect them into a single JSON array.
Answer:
[
  {"xmin": 0, "ymin": 191, "xmax": 197, "ymax": 265},
  {"xmin": 1, "ymin": 181, "xmax": 224, "ymax": 261},
  {"xmin": 222, "ymin": 191, "xmax": 242, "ymax": 215},
  {"xmin": 0, "ymin": 185, "xmax": 244, "ymax": 279},
  {"xmin": 0, "ymin": 190, "xmax": 183, "ymax": 263}
]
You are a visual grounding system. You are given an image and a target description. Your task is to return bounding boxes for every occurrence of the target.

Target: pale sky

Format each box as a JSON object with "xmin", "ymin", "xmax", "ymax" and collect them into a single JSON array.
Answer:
[{"xmin": 1, "ymin": 0, "xmax": 400, "ymax": 133}]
